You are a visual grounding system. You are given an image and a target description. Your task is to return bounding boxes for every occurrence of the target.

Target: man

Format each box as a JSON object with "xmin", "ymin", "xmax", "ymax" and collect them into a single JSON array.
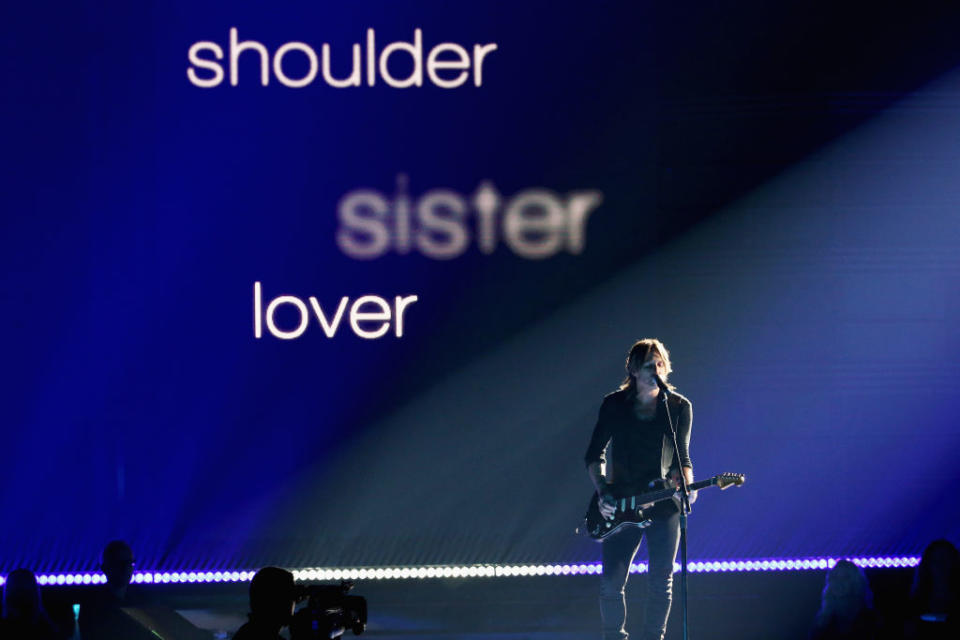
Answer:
[
  {"xmin": 78, "ymin": 540, "xmax": 138, "ymax": 639},
  {"xmin": 584, "ymin": 339, "xmax": 696, "ymax": 640},
  {"xmin": 233, "ymin": 567, "xmax": 298, "ymax": 640}
]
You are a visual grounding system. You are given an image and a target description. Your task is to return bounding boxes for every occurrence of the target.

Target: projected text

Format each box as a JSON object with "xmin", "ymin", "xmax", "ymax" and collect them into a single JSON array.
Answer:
[
  {"xmin": 336, "ymin": 177, "xmax": 603, "ymax": 260},
  {"xmin": 188, "ymin": 28, "xmax": 497, "ymax": 89},
  {"xmin": 253, "ymin": 282, "xmax": 418, "ymax": 340}
]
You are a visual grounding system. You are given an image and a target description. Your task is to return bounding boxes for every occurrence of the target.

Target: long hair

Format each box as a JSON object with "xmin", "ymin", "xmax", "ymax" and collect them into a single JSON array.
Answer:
[
  {"xmin": 2, "ymin": 568, "xmax": 46, "ymax": 621},
  {"xmin": 814, "ymin": 560, "xmax": 874, "ymax": 628},
  {"xmin": 618, "ymin": 338, "xmax": 675, "ymax": 398}
]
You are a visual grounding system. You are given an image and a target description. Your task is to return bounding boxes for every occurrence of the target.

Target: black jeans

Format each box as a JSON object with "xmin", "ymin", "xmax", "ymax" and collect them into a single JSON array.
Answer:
[{"xmin": 599, "ymin": 510, "xmax": 681, "ymax": 640}]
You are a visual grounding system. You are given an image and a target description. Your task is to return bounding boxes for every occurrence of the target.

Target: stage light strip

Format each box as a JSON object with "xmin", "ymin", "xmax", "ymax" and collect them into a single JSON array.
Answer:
[
  {"xmin": 0, "ymin": 556, "xmax": 921, "ymax": 586},
  {"xmin": 9, "ymin": 571, "xmax": 259, "ymax": 587},
  {"xmin": 290, "ymin": 556, "xmax": 921, "ymax": 580}
]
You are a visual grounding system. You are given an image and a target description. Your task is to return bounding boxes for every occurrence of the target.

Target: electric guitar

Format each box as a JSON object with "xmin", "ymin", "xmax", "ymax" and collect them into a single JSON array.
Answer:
[{"xmin": 578, "ymin": 472, "xmax": 745, "ymax": 541}]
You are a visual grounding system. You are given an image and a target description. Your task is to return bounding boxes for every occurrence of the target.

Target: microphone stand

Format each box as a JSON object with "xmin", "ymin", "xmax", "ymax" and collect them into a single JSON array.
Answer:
[{"xmin": 659, "ymin": 385, "xmax": 691, "ymax": 640}]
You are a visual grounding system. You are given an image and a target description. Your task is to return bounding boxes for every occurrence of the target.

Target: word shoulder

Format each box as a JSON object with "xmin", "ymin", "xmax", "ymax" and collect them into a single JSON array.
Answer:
[
  {"xmin": 253, "ymin": 282, "xmax": 417, "ymax": 340},
  {"xmin": 188, "ymin": 28, "xmax": 497, "ymax": 89},
  {"xmin": 337, "ymin": 177, "xmax": 603, "ymax": 260}
]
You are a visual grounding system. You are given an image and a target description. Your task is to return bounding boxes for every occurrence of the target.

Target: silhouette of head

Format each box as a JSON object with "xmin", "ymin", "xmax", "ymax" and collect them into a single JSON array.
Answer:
[
  {"xmin": 822, "ymin": 560, "xmax": 873, "ymax": 610},
  {"xmin": 912, "ymin": 539, "xmax": 960, "ymax": 609},
  {"xmin": 100, "ymin": 540, "xmax": 135, "ymax": 592},
  {"xmin": 812, "ymin": 559, "xmax": 873, "ymax": 630},
  {"xmin": 2, "ymin": 568, "xmax": 44, "ymax": 621},
  {"xmin": 249, "ymin": 567, "xmax": 297, "ymax": 628}
]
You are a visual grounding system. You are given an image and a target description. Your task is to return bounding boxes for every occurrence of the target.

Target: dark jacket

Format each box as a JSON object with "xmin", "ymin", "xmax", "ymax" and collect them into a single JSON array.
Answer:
[{"xmin": 584, "ymin": 388, "xmax": 693, "ymax": 492}]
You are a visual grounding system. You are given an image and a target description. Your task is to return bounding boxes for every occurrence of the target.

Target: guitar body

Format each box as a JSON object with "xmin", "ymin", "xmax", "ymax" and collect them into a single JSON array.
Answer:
[
  {"xmin": 578, "ymin": 473, "xmax": 746, "ymax": 541},
  {"xmin": 581, "ymin": 482, "xmax": 668, "ymax": 541}
]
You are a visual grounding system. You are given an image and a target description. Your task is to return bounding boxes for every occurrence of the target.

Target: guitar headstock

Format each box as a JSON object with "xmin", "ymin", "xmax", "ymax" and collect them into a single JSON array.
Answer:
[{"xmin": 715, "ymin": 472, "xmax": 746, "ymax": 489}]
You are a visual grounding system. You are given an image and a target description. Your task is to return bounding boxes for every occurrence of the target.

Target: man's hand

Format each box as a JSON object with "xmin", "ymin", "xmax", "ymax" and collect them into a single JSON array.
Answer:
[
  {"xmin": 598, "ymin": 490, "xmax": 617, "ymax": 520},
  {"xmin": 669, "ymin": 468, "xmax": 697, "ymax": 504}
]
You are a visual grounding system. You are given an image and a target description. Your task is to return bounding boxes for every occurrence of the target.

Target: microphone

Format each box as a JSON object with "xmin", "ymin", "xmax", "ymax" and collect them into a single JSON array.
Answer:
[{"xmin": 652, "ymin": 373, "xmax": 672, "ymax": 396}]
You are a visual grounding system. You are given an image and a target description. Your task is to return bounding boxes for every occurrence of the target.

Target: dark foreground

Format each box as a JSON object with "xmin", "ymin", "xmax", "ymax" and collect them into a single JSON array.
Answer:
[{"xmin": 42, "ymin": 567, "xmax": 915, "ymax": 640}]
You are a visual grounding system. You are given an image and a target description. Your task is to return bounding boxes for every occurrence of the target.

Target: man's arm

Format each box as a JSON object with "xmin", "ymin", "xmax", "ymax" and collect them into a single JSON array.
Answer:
[
  {"xmin": 585, "ymin": 399, "xmax": 616, "ymax": 517},
  {"xmin": 587, "ymin": 461, "xmax": 607, "ymax": 495},
  {"xmin": 672, "ymin": 399, "xmax": 696, "ymax": 503}
]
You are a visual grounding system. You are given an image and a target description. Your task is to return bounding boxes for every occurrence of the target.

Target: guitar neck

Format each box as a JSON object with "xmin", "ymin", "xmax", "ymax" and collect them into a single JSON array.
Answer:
[
  {"xmin": 687, "ymin": 477, "xmax": 719, "ymax": 492},
  {"xmin": 629, "ymin": 476, "xmax": 719, "ymax": 504}
]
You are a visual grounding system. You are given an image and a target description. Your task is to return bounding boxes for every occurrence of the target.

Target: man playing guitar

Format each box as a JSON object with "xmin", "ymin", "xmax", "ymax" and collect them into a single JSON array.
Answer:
[{"xmin": 584, "ymin": 339, "xmax": 695, "ymax": 640}]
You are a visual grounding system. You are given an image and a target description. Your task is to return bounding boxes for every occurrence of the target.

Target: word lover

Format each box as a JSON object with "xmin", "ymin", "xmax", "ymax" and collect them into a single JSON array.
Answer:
[
  {"xmin": 253, "ymin": 282, "xmax": 418, "ymax": 340},
  {"xmin": 336, "ymin": 177, "xmax": 603, "ymax": 260}
]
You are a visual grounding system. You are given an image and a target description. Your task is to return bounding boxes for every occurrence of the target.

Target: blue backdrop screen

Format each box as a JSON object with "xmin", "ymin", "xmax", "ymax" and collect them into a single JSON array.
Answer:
[{"xmin": 2, "ymin": 1, "xmax": 959, "ymax": 573}]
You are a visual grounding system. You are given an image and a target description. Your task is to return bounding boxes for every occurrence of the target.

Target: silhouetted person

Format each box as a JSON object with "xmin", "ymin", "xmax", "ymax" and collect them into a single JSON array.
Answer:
[
  {"xmin": 0, "ymin": 568, "xmax": 59, "ymax": 640},
  {"xmin": 810, "ymin": 560, "xmax": 877, "ymax": 640},
  {"xmin": 905, "ymin": 539, "xmax": 960, "ymax": 640},
  {"xmin": 233, "ymin": 567, "xmax": 297, "ymax": 640},
  {"xmin": 78, "ymin": 540, "xmax": 138, "ymax": 640}
]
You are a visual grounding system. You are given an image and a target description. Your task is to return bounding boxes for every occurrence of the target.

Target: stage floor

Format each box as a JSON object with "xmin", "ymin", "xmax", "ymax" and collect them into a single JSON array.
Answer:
[{"xmin": 51, "ymin": 568, "xmax": 915, "ymax": 640}]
